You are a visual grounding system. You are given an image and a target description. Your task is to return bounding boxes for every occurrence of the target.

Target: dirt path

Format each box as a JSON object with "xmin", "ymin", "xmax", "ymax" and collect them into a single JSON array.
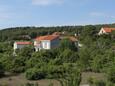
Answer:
[
  {"xmin": 80, "ymin": 72, "xmax": 106, "ymax": 84},
  {"xmin": 0, "ymin": 74, "xmax": 60, "ymax": 86},
  {"xmin": 0, "ymin": 72, "xmax": 106, "ymax": 86}
]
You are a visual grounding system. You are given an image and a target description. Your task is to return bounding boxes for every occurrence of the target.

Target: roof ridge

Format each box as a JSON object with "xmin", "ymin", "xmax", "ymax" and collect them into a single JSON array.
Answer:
[{"xmin": 35, "ymin": 35, "xmax": 59, "ymax": 41}]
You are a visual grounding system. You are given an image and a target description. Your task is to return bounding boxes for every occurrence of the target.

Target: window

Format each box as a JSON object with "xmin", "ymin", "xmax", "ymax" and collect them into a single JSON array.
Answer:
[
  {"xmin": 44, "ymin": 42, "xmax": 47, "ymax": 48},
  {"xmin": 43, "ymin": 42, "xmax": 48, "ymax": 49}
]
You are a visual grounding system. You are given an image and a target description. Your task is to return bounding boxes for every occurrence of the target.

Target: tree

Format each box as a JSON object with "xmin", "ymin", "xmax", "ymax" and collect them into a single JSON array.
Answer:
[
  {"xmin": 59, "ymin": 39, "xmax": 77, "ymax": 51},
  {"xmin": 78, "ymin": 47, "xmax": 91, "ymax": 71},
  {"xmin": 91, "ymin": 55, "xmax": 104, "ymax": 72},
  {"xmin": 58, "ymin": 49, "xmax": 79, "ymax": 63}
]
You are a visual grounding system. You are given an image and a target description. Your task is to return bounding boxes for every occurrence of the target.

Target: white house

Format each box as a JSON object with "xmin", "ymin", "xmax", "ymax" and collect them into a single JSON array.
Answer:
[
  {"xmin": 98, "ymin": 27, "xmax": 115, "ymax": 35},
  {"xmin": 14, "ymin": 42, "xmax": 32, "ymax": 50},
  {"xmin": 34, "ymin": 35, "xmax": 60, "ymax": 51}
]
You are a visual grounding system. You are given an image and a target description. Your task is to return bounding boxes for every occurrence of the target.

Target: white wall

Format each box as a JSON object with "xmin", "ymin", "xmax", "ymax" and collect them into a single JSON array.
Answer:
[
  {"xmin": 41, "ymin": 40, "xmax": 50, "ymax": 49},
  {"xmin": 98, "ymin": 28, "xmax": 107, "ymax": 35},
  {"xmin": 34, "ymin": 38, "xmax": 60, "ymax": 51},
  {"xmin": 14, "ymin": 43, "xmax": 30, "ymax": 50}
]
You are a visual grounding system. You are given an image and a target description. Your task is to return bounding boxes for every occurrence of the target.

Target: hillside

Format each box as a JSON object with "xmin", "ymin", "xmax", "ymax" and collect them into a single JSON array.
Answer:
[
  {"xmin": 0, "ymin": 23, "xmax": 115, "ymax": 42},
  {"xmin": 0, "ymin": 23, "xmax": 115, "ymax": 86}
]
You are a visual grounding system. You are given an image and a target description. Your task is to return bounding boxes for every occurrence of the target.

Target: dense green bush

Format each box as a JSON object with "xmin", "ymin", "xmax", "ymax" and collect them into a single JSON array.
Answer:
[
  {"xmin": 94, "ymin": 80, "xmax": 106, "ymax": 86},
  {"xmin": 88, "ymin": 77, "xmax": 106, "ymax": 86},
  {"xmin": 58, "ymin": 68, "xmax": 81, "ymax": 86},
  {"xmin": 46, "ymin": 64, "xmax": 68, "ymax": 79},
  {"xmin": 25, "ymin": 68, "xmax": 46, "ymax": 80},
  {"xmin": 107, "ymin": 66, "xmax": 115, "ymax": 83},
  {"xmin": 59, "ymin": 38, "xmax": 78, "ymax": 51},
  {"xmin": 0, "ymin": 54, "xmax": 27, "ymax": 73},
  {"xmin": 106, "ymin": 81, "xmax": 115, "ymax": 86}
]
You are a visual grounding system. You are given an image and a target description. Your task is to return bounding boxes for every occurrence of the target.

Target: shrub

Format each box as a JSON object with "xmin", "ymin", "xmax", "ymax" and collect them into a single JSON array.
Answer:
[
  {"xmin": 88, "ymin": 77, "xmax": 94, "ymax": 85},
  {"xmin": 94, "ymin": 80, "xmax": 106, "ymax": 86},
  {"xmin": 88, "ymin": 77, "xmax": 106, "ymax": 86},
  {"xmin": 107, "ymin": 66, "xmax": 115, "ymax": 83},
  {"xmin": 46, "ymin": 65, "xmax": 66, "ymax": 79},
  {"xmin": 59, "ymin": 39, "xmax": 77, "ymax": 51},
  {"xmin": 58, "ymin": 68, "xmax": 81, "ymax": 86},
  {"xmin": 106, "ymin": 81, "xmax": 115, "ymax": 86},
  {"xmin": 0, "ymin": 62, "xmax": 4, "ymax": 77},
  {"xmin": 25, "ymin": 68, "xmax": 46, "ymax": 80}
]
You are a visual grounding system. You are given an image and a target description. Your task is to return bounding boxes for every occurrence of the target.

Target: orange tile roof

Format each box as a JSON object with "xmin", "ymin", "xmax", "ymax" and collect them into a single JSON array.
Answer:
[
  {"xmin": 15, "ymin": 42, "xmax": 32, "ymax": 45},
  {"xmin": 52, "ymin": 32, "xmax": 61, "ymax": 35},
  {"xmin": 35, "ymin": 35, "xmax": 59, "ymax": 41},
  {"xmin": 103, "ymin": 28, "xmax": 115, "ymax": 33},
  {"xmin": 60, "ymin": 36, "xmax": 78, "ymax": 42}
]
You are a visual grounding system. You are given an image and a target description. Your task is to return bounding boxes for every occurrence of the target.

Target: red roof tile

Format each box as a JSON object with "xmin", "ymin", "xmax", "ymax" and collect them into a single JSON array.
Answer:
[
  {"xmin": 52, "ymin": 32, "xmax": 61, "ymax": 35},
  {"xmin": 60, "ymin": 36, "xmax": 78, "ymax": 42},
  {"xmin": 35, "ymin": 35, "xmax": 59, "ymax": 41},
  {"xmin": 103, "ymin": 28, "xmax": 115, "ymax": 33},
  {"xmin": 15, "ymin": 42, "xmax": 32, "ymax": 45}
]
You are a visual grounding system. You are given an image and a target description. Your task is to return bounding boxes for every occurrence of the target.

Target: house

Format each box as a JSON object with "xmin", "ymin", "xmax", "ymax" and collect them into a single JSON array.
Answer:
[
  {"xmin": 98, "ymin": 27, "xmax": 115, "ymax": 35},
  {"xmin": 14, "ymin": 42, "xmax": 32, "ymax": 50},
  {"xmin": 34, "ymin": 35, "xmax": 60, "ymax": 51}
]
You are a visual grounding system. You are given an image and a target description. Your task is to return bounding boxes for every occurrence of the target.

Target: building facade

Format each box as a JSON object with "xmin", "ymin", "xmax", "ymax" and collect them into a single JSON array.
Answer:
[
  {"xmin": 34, "ymin": 35, "xmax": 60, "ymax": 51},
  {"xmin": 14, "ymin": 42, "xmax": 32, "ymax": 50},
  {"xmin": 98, "ymin": 27, "xmax": 115, "ymax": 35}
]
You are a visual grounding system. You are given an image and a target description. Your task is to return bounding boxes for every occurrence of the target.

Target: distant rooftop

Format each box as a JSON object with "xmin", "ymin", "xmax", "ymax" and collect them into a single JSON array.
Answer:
[
  {"xmin": 15, "ymin": 42, "xmax": 32, "ymax": 45},
  {"xmin": 35, "ymin": 35, "xmax": 59, "ymax": 41},
  {"xmin": 103, "ymin": 27, "xmax": 115, "ymax": 33}
]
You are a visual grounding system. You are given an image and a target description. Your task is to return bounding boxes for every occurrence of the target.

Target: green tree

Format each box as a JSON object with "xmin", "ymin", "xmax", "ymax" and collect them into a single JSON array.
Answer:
[
  {"xmin": 78, "ymin": 47, "xmax": 91, "ymax": 71},
  {"xmin": 59, "ymin": 39, "xmax": 77, "ymax": 51},
  {"xmin": 58, "ymin": 49, "xmax": 79, "ymax": 63}
]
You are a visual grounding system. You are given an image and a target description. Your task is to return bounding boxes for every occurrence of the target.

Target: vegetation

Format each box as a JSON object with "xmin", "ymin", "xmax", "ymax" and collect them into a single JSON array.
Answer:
[
  {"xmin": 0, "ymin": 62, "xmax": 4, "ymax": 77},
  {"xmin": 107, "ymin": 65, "xmax": 115, "ymax": 84},
  {"xmin": 88, "ymin": 77, "xmax": 106, "ymax": 86},
  {"xmin": 0, "ymin": 23, "xmax": 115, "ymax": 85}
]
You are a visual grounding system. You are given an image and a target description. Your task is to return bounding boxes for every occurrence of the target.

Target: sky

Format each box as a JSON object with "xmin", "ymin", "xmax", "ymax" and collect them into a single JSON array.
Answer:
[{"xmin": 0, "ymin": 0, "xmax": 115, "ymax": 29}]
